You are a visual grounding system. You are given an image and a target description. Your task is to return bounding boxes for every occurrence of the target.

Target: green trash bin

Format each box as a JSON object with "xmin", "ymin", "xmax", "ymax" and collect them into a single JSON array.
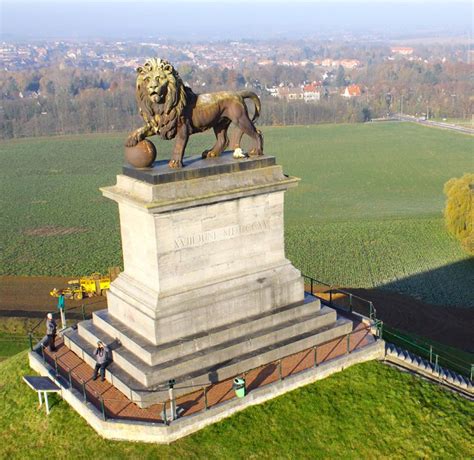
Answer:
[{"xmin": 233, "ymin": 377, "xmax": 246, "ymax": 398}]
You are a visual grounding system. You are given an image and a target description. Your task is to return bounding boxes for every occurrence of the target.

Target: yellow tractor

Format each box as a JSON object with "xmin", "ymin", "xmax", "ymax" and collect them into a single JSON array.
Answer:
[{"xmin": 50, "ymin": 268, "xmax": 120, "ymax": 300}]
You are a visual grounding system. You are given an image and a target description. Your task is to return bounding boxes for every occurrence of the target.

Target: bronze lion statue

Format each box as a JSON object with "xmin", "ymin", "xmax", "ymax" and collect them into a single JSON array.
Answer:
[{"xmin": 125, "ymin": 58, "xmax": 263, "ymax": 168}]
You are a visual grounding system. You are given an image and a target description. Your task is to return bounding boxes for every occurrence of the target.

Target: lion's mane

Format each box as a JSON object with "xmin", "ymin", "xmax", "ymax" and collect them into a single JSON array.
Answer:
[{"xmin": 136, "ymin": 58, "xmax": 191, "ymax": 140}]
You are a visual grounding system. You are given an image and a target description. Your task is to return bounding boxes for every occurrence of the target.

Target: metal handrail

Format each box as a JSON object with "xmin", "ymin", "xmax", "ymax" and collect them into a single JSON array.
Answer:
[
  {"xmin": 302, "ymin": 273, "xmax": 473, "ymax": 378},
  {"xmin": 303, "ymin": 273, "xmax": 377, "ymax": 320},
  {"xmin": 382, "ymin": 327, "xmax": 473, "ymax": 378}
]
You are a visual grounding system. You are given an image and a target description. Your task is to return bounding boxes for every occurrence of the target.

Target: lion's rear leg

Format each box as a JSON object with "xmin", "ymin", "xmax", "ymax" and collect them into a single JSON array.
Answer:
[
  {"xmin": 202, "ymin": 120, "xmax": 230, "ymax": 159},
  {"xmin": 234, "ymin": 116, "xmax": 263, "ymax": 156}
]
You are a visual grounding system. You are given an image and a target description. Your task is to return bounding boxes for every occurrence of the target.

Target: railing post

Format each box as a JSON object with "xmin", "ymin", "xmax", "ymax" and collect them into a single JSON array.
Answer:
[
  {"xmin": 349, "ymin": 294, "xmax": 353, "ymax": 313},
  {"xmin": 81, "ymin": 304, "xmax": 86, "ymax": 321},
  {"xmin": 278, "ymin": 359, "xmax": 283, "ymax": 381},
  {"xmin": 41, "ymin": 344, "xmax": 45, "ymax": 361},
  {"xmin": 369, "ymin": 302, "xmax": 374, "ymax": 320},
  {"xmin": 310, "ymin": 278, "xmax": 314, "ymax": 296},
  {"xmin": 203, "ymin": 386, "xmax": 208, "ymax": 410},
  {"xmin": 429, "ymin": 345, "xmax": 433, "ymax": 364},
  {"xmin": 346, "ymin": 333, "xmax": 351, "ymax": 354},
  {"xmin": 375, "ymin": 320, "xmax": 383, "ymax": 339},
  {"xmin": 82, "ymin": 381, "xmax": 87, "ymax": 402},
  {"xmin": 329, "ymin": 290, "xmax": 333, "ymax": 306},
  {"xmin": 471, "ymin": 364, "xmax": 473, "ymax": 382},
  {"xmin": 162, "ymin": 402, "xmax": 168, "ymax": 425},
  {"xmin": 314, "ymin": 345, "xmax": 318, "ymax": 367},
  {"xmin": 168, "ymin": 380, "xmax": 176, "ymax": 421},
  {"xmin": 28, "ymin": 333, "xmax": 33, "ymax": 351},
  {"xmin": 100, "ymin": 397, "xmax": 106, "ymax": 421},
  {"xmin": 54, "ymin": 356, "xmax": 59, "ymax": 376},
  {"xmin": 434, "ymin": 355, "xmax": 439, "ymax": 376},
  {"xmin": 68, "ymin": 370, "xmax": 73, "ymax": 388}
]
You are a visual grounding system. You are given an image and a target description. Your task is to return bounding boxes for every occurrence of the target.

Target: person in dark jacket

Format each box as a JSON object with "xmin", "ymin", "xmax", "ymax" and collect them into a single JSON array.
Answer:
[
  {"xmin": 92, "ymin": 341, "xmax": 110, "ymax": 382},
  {"xmin": 45, "ymin": 313, "xmax": 57, "ymax": 352}
]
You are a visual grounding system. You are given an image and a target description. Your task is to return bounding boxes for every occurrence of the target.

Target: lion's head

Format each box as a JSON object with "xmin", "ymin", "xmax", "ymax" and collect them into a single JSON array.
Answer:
[{"xmin": 136, "ymin": 58, "xmax": 188, "ymax": 140}]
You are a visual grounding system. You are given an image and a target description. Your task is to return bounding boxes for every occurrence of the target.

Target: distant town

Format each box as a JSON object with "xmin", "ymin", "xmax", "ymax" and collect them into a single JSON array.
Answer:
[
  {"xmin": 1, "ymin": 40, "xmax": 431, "ymax": 71},
  {"xmin": 0, "ymin": 38, "xmax": 472, "ymax": 138}
]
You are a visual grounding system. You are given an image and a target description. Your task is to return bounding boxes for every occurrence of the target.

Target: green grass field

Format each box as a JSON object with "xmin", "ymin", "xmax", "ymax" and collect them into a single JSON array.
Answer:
[
  {"xmin": 0, "ymin": 123, "xmax": 472, "ymax": 306},
  {"xmin": 1, "ymin": 351, "xmax": 472, "ymax": 459},
  {"xmin": 0, "ymin": 333, "xmax": 30, "ymax": 361}
]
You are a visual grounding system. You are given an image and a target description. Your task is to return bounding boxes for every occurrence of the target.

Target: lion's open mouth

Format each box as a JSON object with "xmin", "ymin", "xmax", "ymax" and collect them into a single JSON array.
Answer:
[{"xmin": 149, "ymin": 91, "xmax": 163, "ymax": 103}]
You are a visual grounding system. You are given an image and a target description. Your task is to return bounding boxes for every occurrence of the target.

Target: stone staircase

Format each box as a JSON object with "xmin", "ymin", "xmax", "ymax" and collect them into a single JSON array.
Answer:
[
  {"xmin": 64, "ymin": 297, "xmax": 354, "ymax": 407},
  {"xmin": 385, "ymin": 343, "xmax": 473, "ymax": 396}
]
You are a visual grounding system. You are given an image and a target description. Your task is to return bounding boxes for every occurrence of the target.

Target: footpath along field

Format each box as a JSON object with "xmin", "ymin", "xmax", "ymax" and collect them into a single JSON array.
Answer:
[{"xmin": 0, "ymin": 123, "xmax": 472, "ymax": 308}]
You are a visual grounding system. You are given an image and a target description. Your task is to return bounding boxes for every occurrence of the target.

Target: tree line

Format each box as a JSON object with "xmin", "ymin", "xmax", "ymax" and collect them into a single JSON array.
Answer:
[{"xmin": 0, "ymin": 58, "xmax": 471, "ymax": 139}]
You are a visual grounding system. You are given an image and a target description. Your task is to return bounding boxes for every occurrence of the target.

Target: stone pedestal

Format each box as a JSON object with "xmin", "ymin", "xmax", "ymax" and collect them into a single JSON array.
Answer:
[
  {"xmin": 102, "ymin": 153, "xmax": 303, "ymax": 345},
  {"xmin": 64, "ymin": 152, "xmax": 353, "ymax": 407}
]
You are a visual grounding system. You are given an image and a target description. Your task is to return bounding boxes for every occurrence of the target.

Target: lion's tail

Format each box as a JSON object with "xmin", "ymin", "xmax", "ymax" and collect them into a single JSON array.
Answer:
[{"xmin": 239, "ymin": 91, "xmax": 261, "ymax": 122}]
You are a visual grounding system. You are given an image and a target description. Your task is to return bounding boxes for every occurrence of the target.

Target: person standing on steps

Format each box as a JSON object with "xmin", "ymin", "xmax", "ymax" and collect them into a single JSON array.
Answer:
[
  {"xmin": 57, "ymin": 290, "xmax": 66, "ymax": 329},
  {"xmin": 92, "ymin": 341, "xmax": 110, "ymax": 382},
  {"xmin": 45, "ymin": 313, "xmax": 57, "ymax": 352}
]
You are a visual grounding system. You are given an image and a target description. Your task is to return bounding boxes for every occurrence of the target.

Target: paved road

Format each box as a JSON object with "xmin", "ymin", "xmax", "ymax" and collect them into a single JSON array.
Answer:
[{"xmin": 394, "ymin": 114, "xmax": 474, "ymax": 135}]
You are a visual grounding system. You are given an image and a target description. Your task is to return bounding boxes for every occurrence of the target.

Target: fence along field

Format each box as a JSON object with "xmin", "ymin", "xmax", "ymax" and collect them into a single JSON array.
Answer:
[{"xmin": 0, "ymin": 123, "xmax": 472, "ymax": 307}]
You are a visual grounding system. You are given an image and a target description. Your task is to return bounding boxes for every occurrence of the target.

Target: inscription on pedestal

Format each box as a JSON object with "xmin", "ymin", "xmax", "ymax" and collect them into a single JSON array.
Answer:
[{"xmin": 174, "ymin": 220, "xmax": 271, "ymax": 249}]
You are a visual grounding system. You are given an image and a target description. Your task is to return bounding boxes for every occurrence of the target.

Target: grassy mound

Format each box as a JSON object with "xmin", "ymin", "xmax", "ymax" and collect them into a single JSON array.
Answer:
[{"xmin": 1, "ymin": 352, "xmax": 472, "ymax": 458}]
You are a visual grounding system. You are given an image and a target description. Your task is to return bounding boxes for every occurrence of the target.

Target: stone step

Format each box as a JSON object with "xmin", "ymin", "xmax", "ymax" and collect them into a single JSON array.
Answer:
[
  {"xmin": 91, "ymin": 297, "xmax": 321, "ymax": 366},
  {"xmin": 63, "ymin": 329, "xmax": 149, "ymax": 402},
  {"xmin": 65, "ymin": 316, "xmax": 354, "ymax": 407},
  {"xmin": 79, "ymin": 306, "xmax": 337, "ymax": 386},
  {"xmin": 140, "ymin": 317, "xmax": 354, "ymax": 406}
]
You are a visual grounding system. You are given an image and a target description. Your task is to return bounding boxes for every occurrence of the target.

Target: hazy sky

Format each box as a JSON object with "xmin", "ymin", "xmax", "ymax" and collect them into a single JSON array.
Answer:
[
  {"xmin": 1, "ymin": 1, "xmax": 472, "ymax": 40},
  {"xmin": 4, "ymin": 0, "xmax": 471, "ymax": 2}
]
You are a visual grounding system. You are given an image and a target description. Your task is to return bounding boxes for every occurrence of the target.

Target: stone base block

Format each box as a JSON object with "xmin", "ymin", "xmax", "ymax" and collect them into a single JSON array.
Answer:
[{"xmin": 106, "ymin": 261, "xmax": 304, "ymax": 345}]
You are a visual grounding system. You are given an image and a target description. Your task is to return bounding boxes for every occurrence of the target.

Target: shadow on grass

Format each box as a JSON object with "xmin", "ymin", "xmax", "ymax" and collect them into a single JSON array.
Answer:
[
  {"xmin": 379, "ymin": 257, "xmax": 474, "ymax": 309},
  {"xmin": 339, "ymin": 259, "xmax": 474, "ymax": 352}
]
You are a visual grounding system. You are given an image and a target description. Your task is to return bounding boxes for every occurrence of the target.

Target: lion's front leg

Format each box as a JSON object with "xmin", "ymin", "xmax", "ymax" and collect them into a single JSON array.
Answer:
[
  {"xmin": 169, "ymin": 124, "xmax": 189, "ymax": 169},
  {"xmin": 125, "ymin": 126, "xmax": 153, "ymax": 147}
]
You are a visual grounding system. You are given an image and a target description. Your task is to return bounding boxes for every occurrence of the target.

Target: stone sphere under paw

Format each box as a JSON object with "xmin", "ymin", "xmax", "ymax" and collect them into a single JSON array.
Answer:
[{"xmin": 124, "ymin": 140, "xmax": 157, "ymax": 168}]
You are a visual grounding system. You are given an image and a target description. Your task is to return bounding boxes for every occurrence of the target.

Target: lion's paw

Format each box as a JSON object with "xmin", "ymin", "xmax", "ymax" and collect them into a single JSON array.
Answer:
[
  {"xmin": 168, "ymin": 159, "xmax": 183, "ymax": 169},
  {"xmin": 125, "ymin": 136, "xmax": 139, "ymax": 148},
  {"xmin": 202, "ymin": 150, "xmax": 219, "ymax": 159}
]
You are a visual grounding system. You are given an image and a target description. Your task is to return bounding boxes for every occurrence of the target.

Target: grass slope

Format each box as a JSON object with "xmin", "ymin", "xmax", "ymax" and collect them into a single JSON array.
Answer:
[
  {"xmin": 1, "ymin": 352, "xmax": 472, "ymax": 459},
  {"xmin": 0, "ymin": 123, "xmax": 472, "ymax": 306}
]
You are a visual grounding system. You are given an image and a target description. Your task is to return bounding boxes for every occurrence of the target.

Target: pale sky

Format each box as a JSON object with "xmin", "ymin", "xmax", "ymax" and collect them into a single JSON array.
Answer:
[
  {"xmin": 1, "ymin": 1, "xmax": 471, "ymax": 40},
  {"xmin": 3, "ymin": 0, "xmax": 472, "ymax": 3}
]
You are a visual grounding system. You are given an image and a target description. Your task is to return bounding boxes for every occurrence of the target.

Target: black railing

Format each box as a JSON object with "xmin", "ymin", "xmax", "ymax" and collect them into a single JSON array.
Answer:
[
  {"xmin": 303, "ymin": 274, "xmax": 377, "ymax": 320},
  {"xmin": 302, "ymin": 273, "xmax": 473, "ymax": 380}
]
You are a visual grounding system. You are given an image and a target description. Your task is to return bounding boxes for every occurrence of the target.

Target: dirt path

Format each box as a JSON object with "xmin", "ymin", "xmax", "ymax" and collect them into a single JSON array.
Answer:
[
  {"xmin": 0, "ymin": 276, "xmax": 107, "ymax": 318},
  {"xmin": 1, "ymin": 275, "xmax": 472, "ymax": 352}
]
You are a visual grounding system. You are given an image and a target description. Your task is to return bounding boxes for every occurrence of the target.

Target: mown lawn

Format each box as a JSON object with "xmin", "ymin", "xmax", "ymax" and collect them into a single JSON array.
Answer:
[
  {"xmin": 1, "ymin": 352, "xmax": 472, "ymax": 459},
  {"xmin": 0, "ymin": 123, "xmax": 472, "ymax": 306}
]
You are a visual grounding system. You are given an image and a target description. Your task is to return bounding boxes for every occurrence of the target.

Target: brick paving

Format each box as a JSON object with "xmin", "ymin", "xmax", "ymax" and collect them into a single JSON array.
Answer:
[
  {"xmin": 282, "ymin": 349, "xmax": 315, "ymax": 378},
  {"xmin": 41, "ymin": 318, "xmax": 375, "ymax": 424}
]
